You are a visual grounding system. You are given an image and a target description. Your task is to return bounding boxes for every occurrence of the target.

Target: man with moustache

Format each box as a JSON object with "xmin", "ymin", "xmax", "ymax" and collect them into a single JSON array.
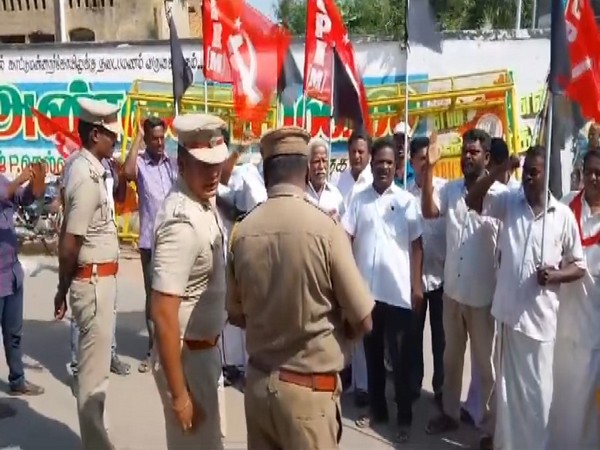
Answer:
[
  {"xmin": 346, "ymin": 137, "xmax": 423, "ymax": 443},
  {"xmin": 150, "ymin": 114, "xmax": 229, "ymax": 449},
  {"xmin": 334, "ymin": 128, "xmax": 372, "ymax": 407},
  {"xmin": 549, "ymin": 149, "xmax": 600, "ymax": 449},
  {"xmin": 123, "ymin": 117, "xmax": 176, "ymax": 373},
  {"xmin": 305, "ymin": 138, "xmax": 344, "ymax": 218},
  {"xmin": 465, "ymin": 145, "xmax": 585, "ymax": 450},
  {"xmin": 423, "ymin": 129, "xmax": 504, "ymax": 450}
]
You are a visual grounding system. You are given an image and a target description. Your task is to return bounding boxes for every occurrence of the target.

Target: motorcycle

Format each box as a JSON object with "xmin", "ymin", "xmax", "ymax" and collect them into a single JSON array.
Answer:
[{"xmin": 15, "ymin": 180, "xmax": 62, "ymax": 254}]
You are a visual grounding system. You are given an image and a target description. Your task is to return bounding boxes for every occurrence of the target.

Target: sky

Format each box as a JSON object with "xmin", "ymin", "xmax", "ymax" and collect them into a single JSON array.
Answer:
[{"xmin": 249, "ymin": 0, "xmax": 276, "ymax": 19}]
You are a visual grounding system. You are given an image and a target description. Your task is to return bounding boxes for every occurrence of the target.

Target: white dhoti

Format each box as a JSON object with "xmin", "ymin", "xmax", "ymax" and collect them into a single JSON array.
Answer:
[
  {"xmin": 463, "ymin": 344, "xmax": 483, "ymax": 427},
  {"xmin": 495, "ymin": 325, "xmax": 554, "ymax": 450},
  {"xmin": 548, "ymin": 338, "xmax": 600, "ymax": 450},
  {"xmin": 220, "ymin": 323, "xmax": 247, "ymax": 369},
  {"xmin": 351, "ymin": 341, "xmax": 368, "ymax": 392}
]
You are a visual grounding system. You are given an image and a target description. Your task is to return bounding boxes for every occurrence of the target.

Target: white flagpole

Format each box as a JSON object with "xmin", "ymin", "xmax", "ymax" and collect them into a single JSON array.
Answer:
[
  {"xmin": 302, "ymin": 91, "xmax": 308, "ymax": 128},
  {"xmin": 516, "ymin": 0, "xmax": 523, "ymax": 30},
  {"xmin": 403, "ymin": 49, "xmax": 410, "ymax": 188},
  {"xmin": 204, "ymin": 80, "xmax": 209, "ymax": 113},
  {"xmin": 328, "ymin": 46, "xmax": 335, "ymax": 181},
  {"xmin": 540, "ymin": 93, "xmax": 553, "ymax": 265}
]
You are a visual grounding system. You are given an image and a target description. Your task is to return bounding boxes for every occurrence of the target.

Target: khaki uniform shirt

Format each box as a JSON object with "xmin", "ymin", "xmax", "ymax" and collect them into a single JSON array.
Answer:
[
  {"xmin": 152, "ymin": 180, "xmax": 227, "ymax": 341},
  {"xmin": 64, "ymin": 149, "xmax": 119, "ymax": 264},
  {"xmin": 226, "ymin": 183, "xmax": 374, "ymax": 374}
]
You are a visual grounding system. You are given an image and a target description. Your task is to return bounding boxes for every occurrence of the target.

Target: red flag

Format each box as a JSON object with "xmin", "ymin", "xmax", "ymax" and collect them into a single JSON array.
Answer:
[
  {"xmin": 216, "ymin": 1, "xmax": 288, "ymax": 122},
  {"xmin": 202, "ymin": 0, "xmax": 233, "ymax": 83},
  {"xmin": 304, "ymin": 0, "xmax": 370, "ymax": 129},
  {"xmin": 31, "ymin": 108, "xmax": 81, "ymax": 159},
  {"xmin": 563, "ymin": 0, "xmax": 600, "ymax": 121}
]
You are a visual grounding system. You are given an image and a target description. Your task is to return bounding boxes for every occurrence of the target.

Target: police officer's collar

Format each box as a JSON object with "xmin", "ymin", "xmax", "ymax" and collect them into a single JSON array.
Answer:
[
  {"xmin": 267, "ymin": 183, "xmax": 305, "ymax": 199},
  {"xmin": 81, "ymin": 148, "xmax": 108, "ymax": 177},
  {"xmin": 176, "ymin": 178, "xmax": 211, "ymax": 211}
]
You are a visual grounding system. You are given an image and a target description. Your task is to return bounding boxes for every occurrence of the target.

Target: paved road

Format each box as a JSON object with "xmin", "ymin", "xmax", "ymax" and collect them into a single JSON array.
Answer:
[{"xmin": 0, "ymin": 252, "xmax": 480, "ymax": 449}]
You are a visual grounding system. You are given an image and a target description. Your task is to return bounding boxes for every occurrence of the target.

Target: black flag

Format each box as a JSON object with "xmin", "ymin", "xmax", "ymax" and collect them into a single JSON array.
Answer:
[
  {"xmin": 168, "ymin": 14, "xmax": 193, "ymax": 109},
  {"xmin": 277, "ymin": 49, "xmax": 303, "ymax": 108},
  {"xmin": 332, "ymin": 46, "xmax": 365, "ymax": 129}
]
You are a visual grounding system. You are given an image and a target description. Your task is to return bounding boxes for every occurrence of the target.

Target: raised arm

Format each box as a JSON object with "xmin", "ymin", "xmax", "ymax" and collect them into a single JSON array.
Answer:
[
  {"xmin": 422, "ymin": 134, "xmax": 442, "ymax": 218},
  {"xmin": 123, "ymin": 126, "xmax": 143, "ymax": 182},
  {"xmin": 465, "ymin": 156, "xmax": 520, "ymax": 213}
]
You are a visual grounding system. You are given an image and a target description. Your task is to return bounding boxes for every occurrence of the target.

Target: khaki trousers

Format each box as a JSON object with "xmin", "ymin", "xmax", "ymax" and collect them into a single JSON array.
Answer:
[
  {"xmin": 154, "ymin": 345, "xmax": 224, "ymax": 450},
  {"xmin": 244, "ymin": 366, "xmax": 342, "ymax": 450},
  {"xmin": 70, "ymin": 275, "xmax": 117, "ymax": 450},
  {"xmin": 442, "ymin": 295, "xmax": 496, "ymax": 436}
]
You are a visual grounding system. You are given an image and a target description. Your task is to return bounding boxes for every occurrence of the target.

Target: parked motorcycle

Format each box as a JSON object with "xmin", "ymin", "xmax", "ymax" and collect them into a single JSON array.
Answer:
[{"xmin": 15, "ymin": 180, "xmax": 62, "ymax": 254}]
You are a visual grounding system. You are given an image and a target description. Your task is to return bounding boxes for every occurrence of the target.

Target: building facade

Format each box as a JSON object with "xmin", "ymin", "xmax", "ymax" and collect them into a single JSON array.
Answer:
[{"xmin": 0, "ymin": 0, "xmax": 202, "ymax": 44}]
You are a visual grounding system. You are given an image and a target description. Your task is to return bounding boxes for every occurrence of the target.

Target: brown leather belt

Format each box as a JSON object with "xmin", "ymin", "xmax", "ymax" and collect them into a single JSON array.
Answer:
[
  {"xmin": 184, "ymin": 336, "xmax": 220, "ymax": 351},
  {"xmin": 279, "ymin": 369, "xmax": 337, "ymax": 392},
  {"xmin": 75, "ymin": 262, "xmax": 119, "ymax": 280}
]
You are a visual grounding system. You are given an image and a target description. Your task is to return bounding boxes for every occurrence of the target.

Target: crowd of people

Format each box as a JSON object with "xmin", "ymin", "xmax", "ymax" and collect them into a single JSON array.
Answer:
[{"xmin": 0, "ymin": 96, "xmax": 598, "ymax": 450}]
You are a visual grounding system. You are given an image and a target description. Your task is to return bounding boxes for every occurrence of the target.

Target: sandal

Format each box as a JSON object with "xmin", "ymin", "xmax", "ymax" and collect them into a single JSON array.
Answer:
[
  {"xmin": 355, "ymin": 415, "xmax": 371, "ymax": 428},
  {"xmin": 395, "ymin": 427, "xmax": 410, "ymax": 444},
  {"xmin": 138, "ymin": 355, "xmax": 151, "ymax": 373}
]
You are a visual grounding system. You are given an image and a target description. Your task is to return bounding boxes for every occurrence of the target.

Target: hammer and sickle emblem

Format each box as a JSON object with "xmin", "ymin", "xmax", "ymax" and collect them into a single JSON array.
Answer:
[{"xmin": 228, "ymin": 26, "xmax": 262, "ymax": 106}]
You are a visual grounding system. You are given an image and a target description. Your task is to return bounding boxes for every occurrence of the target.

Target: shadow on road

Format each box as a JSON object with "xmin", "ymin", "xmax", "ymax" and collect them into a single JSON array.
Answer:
[
  {"xmin": 0, "ymin": 398, "xmax": 80, "ymax": 449},
  {"xmin": 113, "ymin": 311, "xmax": 149, "ymax": 363}
]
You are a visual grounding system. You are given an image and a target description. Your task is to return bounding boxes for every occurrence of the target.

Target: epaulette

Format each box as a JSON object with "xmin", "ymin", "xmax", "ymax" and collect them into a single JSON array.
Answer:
[
  {"xmin": 303, "ymin": 197, "xmax": 339, "ymax": 223},
  {"xmin": 172, "ymin": 195, "xmax": 191, "ymax": 221}
]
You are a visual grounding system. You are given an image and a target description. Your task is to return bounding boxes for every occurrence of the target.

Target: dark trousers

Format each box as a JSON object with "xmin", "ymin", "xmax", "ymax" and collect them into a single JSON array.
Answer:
[
  {"xmin": 364, "ymin": 301, "xmax": 413, "ymax": 426},
  {"xmin": 140, "ymin": 249, "xmax": 154, "ymax": 355},
  {"xmin": 411, "ymin": 287, "xmax": 445, "ymax": 396},
  {"xmin": 0, "ymin": 286, "xmax": 24, "ymax": 389}
]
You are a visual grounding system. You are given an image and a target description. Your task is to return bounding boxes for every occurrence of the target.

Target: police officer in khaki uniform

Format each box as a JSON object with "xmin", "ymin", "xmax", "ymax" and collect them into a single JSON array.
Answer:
[
  {"xmin": 226, "ymin": 126, "xmax": 375, "ymax": 450},
  {"xmin": 151, "ymin": 114, "xmax": 228, "ymax": 450},
  {"xmin": 54, "ymin": 98, "xmax": 121, "ymax": 450}
]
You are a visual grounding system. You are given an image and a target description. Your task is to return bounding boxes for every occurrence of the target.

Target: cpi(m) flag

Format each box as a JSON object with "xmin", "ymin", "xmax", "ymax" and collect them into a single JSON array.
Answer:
[
  {"xmin": 304, "ymin": 0, "xmax": 370, "ymax": 130},
  {"xmin": 216, "ymin": 1, "xmax": 289, "ymax": 122},
  {"xmin": 202, "ymin": 0, "xmax": 233, "ymax": 82},
  {"xmin": 31, "ymin": 108, "xmax": 81, "ymax": 159},
  {"xmin": 168, "ymin": 13, "xmax": 194, "ymax": 107}
]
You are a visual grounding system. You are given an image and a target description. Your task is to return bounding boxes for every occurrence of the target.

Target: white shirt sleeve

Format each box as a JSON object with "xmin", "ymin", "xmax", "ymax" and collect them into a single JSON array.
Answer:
[
  {"xmin": 407, "ymin": 196, "xmax": 424, "ymax": 242},
  {"xmin": 561, "ymin": 208, "xmax": 586, "ymax": 269},
  {"xmin": 482, "ymin": 187, "xmax": 510, "ymax": 221},
  {"xmin": 341, "ymin": 195, "xmax": 358, "ymax": 236},
  {"xmin": 438, "ymin": 181, "xmax": 449, "ymax": 216}
]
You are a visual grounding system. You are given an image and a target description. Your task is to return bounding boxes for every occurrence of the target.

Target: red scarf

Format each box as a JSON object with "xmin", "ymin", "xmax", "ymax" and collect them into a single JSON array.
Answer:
[{"xmin": 569, "ymin": 190, "xmax": 600, "ymax": 247}]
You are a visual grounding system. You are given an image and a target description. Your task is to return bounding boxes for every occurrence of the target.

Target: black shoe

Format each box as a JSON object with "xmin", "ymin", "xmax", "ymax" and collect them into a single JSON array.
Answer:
[
  {"xmin": 480, "ymin": 435, "xmax": 493, "ymax": 450},
  {"xmin": 425, "ymin": 414, "xmax": 459, "ymax": 435},
  {"xmin": 354, "ymin": 389, "xmax": 369, "ymax": 408}
]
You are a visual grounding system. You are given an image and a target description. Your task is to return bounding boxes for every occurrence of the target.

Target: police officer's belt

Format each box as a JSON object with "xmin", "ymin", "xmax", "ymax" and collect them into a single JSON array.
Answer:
[
  {"xmin": 75, "ymin": 262, "xmax": 119, "ymax": 280},
  {"xmin": 249, "ymin": 358, "xmax": 337, "ymax": 392},
  {"xmin": 184, "ymin": 336, "xmax": 220, "ymax": 351}
]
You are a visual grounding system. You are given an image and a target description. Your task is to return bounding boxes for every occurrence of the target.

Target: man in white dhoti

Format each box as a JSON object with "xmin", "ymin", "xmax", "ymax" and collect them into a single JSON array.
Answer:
[
  {"xmin": 217, "ymin": 135, "xmax": 266, "ymax": 383},
  {"xmin": 465, "ymin": 145, "xmax": 586, "ymax": 450},
  {"xmin": 549, "ymin": 149, "xmax": 600, "ymax": 449},
  {"xmin": 423, "ymin": 129, "xmax": 503, "ymax": 450},
  {"xmin": 334, "ymin": 129, "xmax": 373, "ymax": 408}
]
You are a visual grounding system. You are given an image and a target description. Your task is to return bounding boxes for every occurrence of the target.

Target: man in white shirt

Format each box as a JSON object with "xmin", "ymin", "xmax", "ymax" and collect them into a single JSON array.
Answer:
[
  {"xmin": 343, "ymin": 137, "xmax": 424, "ymax": 442},
  {"xmin": 334, "ymin": 128, "xmax": 372, "ymax": 407},
  {"xmin": 462, "ymin": 136, "xmax": 519, "ymax": 426},
  {"xmin": 335, "ymin": 129, "xmax": 373, "ymax": 205},
  {"xmin": 305, "ymin": 138, "xmax": 344, "ymax": 218},
  {"xmin": 407, "ymin": 136, "xmax": 446, "ymax": 407},
  {"xmin": 423, "ymin": 129, "xmax": 503, "ymax": 450},
  {"xmin": 465, "ymin": 145, "xmax": 585, "ymax": 450},
  {"xmin": 549, "ymin": 149, "xmax": 600, "ymax": 449}
]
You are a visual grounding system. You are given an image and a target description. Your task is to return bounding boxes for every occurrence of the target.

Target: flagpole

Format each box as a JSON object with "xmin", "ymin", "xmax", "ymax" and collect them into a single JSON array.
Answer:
[
  {"xmin": 328, "ymin": 46, "xmax": 335, "ymax": 181},
  {"xmin": 302, "ymin": 91, "xmax": 308, "ymax": 128},
  {"xmin": 540, "ymin": 93, "xmax": 553, "ymax": 265},
  {"xmin": 403, "ymin": 48, "xmax": 410, "ymax": 188},
  {"xmin": 203, "ymin": 80, "xmax": 209, "ymax": 113}
]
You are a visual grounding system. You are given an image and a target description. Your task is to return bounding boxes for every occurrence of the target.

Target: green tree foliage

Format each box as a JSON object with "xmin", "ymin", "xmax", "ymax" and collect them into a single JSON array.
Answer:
[{"xmin": 274, "ymin": 0, "xmax": 536, "ymax": 36}]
